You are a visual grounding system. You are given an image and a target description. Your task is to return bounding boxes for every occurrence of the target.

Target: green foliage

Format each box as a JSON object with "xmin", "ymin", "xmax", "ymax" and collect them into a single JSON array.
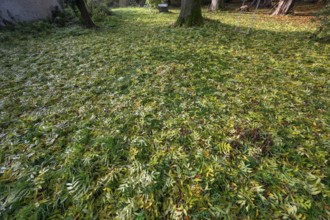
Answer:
[
  {"xmin": 0, "ymin": 8, "xmax": 330, "ymax": 219},
  {"xmin": 86, "ymin": 0, "xmax": 113, "ymax": 22},
  {"xmin": 25, "ymin": 0, "xmax": 86, "ymax": 28},
  {"xmin": 312, "ymin": 5, "xmax": 330, "ymax": 41},
  {"xmin": 145, "ymin": 0, "xmax": 163, "ymax": 8}
]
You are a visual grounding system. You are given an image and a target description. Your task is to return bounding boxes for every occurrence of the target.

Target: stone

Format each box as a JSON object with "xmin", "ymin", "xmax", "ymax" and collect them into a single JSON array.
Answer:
[
  {"xmin": 158, "ymin": 4, "xmax": 169, "ymax": 13},
  {"xmin": 0, "ymin": 0, "xmax": 62, "ymax": 26}
]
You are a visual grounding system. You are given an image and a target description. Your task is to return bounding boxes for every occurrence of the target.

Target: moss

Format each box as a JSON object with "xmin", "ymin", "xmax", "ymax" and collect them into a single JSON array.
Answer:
[
  {"xmin": 175, "ymin": 0, "xmax": 203, "ymax": 27},
  {"xmin": 175, "ymin": 15, "xmax": 203, "ymax": 27}
]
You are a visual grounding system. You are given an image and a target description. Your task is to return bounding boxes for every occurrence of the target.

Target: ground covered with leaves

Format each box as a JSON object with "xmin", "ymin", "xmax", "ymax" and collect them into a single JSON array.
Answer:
[{"xmin": 0, "ymin": 8, "xmax": 329, "ymax": 219}]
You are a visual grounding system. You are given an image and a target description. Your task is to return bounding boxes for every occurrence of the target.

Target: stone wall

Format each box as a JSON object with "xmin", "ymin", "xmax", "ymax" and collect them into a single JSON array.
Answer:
[{"xmin": 0, "ymin": 0, "xmax": 61, "ymax": 26}]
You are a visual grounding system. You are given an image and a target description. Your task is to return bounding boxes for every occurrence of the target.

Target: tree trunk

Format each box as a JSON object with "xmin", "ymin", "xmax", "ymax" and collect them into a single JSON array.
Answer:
[
  {"xmin": 75, "ymin": 0, "xmax": 97, "ymax": 28},
  {"xmin": 175, "ymin": 0, "xmax": 203, "ymax": 27},
  {"xmin": 210, "ymin": 0, "xmax": 225, "ymax": 11},
  {"xmin": 271, "ymin": 0, "xmax": 295, "ymax": 15}
]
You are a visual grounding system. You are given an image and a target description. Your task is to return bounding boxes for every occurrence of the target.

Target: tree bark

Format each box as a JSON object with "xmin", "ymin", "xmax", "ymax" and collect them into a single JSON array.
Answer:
[
  {"xmin": 175, "ymin": 0, "xmax": 203, "ymax": 27},
  {"xmin": 75, "ymin": 0, "xmax": 97, "ymax": 28},
  {"xmin": 271, "ymin": 0, "xmax": 295, "ymax": 15},
  {"xmin": 210, "ymin": 0, "xmax": 225, "ymax": 11}
]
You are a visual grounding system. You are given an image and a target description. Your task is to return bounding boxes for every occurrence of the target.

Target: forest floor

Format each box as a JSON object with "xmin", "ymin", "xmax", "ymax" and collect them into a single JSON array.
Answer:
[
  {"xmin": 224, "ymin": 1, "xmax": 325, "ymax": 15},
  {"xmin": 0, "ymin": 8, "xmax": 329, "ymax": 219}
]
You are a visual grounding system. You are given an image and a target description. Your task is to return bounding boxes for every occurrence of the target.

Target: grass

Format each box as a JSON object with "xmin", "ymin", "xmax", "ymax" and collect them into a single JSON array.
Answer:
[{"xmin": 0, "ymin": 8, "xmax": 329, "ymax": 219}]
